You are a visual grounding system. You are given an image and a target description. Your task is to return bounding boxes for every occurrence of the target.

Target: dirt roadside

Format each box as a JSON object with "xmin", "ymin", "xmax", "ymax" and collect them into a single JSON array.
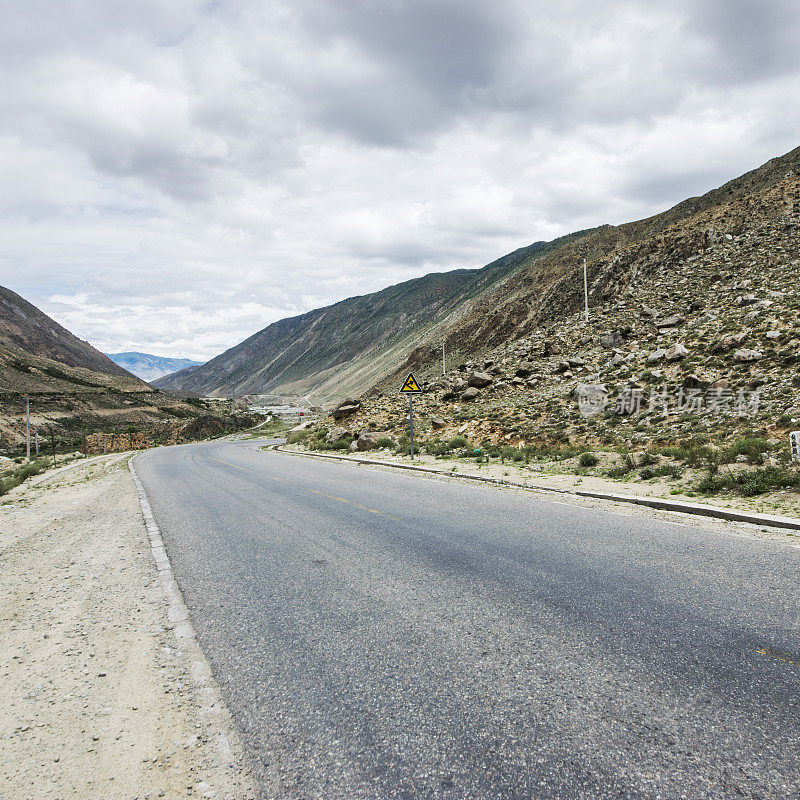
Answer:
[{"xmin": 0, "ymin": 455, "xmax": 256, "ymax": 800}]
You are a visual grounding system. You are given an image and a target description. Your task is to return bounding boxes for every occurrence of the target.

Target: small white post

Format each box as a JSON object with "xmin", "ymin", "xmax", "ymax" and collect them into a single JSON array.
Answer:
[
  {"xmin": 790, "ymin": 431, "xmax": 800, "ymax": 463},
  {"xmin": 583, "ymin": 258, "xmax": 589, "ymax": 322},
  {"xmin": 26, "ymin": 397, "xmax": 30, "ymax": 461},
  {"xmin": 442, "ymin": 341, "xmax": 446, "ymax": 376}
]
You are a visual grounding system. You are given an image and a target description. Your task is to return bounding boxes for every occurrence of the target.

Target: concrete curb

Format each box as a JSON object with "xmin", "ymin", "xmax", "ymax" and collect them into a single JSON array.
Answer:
[
  {"xmin": 128, "ymin": 455, "xmax": 254, "ymax": 795},
  {"xmin": 271, "ymin": 446, "xmax": 800, "ymax": 533}
]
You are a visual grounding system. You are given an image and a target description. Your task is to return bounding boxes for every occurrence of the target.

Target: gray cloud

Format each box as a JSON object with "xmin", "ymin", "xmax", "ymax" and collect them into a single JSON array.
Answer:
[{"xmin": 1, "ymin": 0, "xmax": 799, "ymax": 359}]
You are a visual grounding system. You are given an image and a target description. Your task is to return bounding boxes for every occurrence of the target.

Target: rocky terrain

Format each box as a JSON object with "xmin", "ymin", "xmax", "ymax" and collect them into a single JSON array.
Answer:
[
  {"xmin": 155, "ymin": 232, "xmax": 590, "ymax": 402},
  {"xmin": 0, "ymin": 287, "xmax": 256, "ymax": 453},
  {"xmin": 302, "ymin": 146, "xmax": 800, "ymax": 476}
]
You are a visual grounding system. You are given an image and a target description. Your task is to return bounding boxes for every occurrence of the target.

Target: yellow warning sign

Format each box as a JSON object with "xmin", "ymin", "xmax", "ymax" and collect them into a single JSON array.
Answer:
[{"xmin": 399, "ymin": 372, "xmax": 422, "ymax": 393}]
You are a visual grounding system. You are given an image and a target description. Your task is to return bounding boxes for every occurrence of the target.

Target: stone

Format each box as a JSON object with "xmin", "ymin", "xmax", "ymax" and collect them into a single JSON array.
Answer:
[
  {"xmin": 460, "ymin": 387, "xmax": 480, "ymax": 401},
  {"xmin": 647, "ymin": 349, "xmax": 667, "ymax": 363},
  {"xmin": 326, "ymin": 427, "xmax": 350, "ymax": 443},
  {"xmin": 467, "ymin": 371, "xmax": 493, "ymax": 388},
  {"xmin": 765, "ymin": 330, "xmax": 782, "ymax": 340},
  {"xmin": 353, "ymin": 432, "xmax": 384, "ymax": 451},
  {"xmin": 664, "ymin": 343, "xmax": 689, "ymax": 361},
  {"xmin": 732, "ymin": 348, "xmax": 763, "ymax": 362},
  {"xmin": 453, "ymin": 379, "xmax": 468, "ymax": 393},
  {"xmin": 543, "ymin": 339, "xmax": 562, "ymax": 356},
  {"xmin": 600, "ymin": 331, "xmax": 622, "ymax": 349},
  {"xmin": 567, "ymin": 356, "xmax": 585, "ymax": 368},
  {"xmin": 736, "ymin": 294, "xmax": 758, "ymax": 306},
  {"xmin": 515, "ymin": 362, "xmax": 535, "ymax": 377},
  {"xmin": 682, "ymin": 374, "xmax": 704, "ymax": 389},
  {"xmin": 331, "ymin": 398, "xmax": 361, "ymax": 419},
  {"xmin": 653, "ymin": 315, "xmax": 685, "ymax": 328},
  {"xmin": 430, "ymin": 416, "xmax": 447, "ymax": 430},
  {"xmin": 608, "ymin": 351, "xmax": 625, "ymax": 368}
]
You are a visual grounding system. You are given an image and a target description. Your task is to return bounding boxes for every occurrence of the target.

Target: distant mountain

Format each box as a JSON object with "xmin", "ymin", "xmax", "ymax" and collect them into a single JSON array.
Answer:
[
  {"xmin": 154, "ymin": 232, "xmax": 590, "ymax": 401},
  {"xmin": 105, "ymin": 352, "xmax": 203, "ymax": 383}
]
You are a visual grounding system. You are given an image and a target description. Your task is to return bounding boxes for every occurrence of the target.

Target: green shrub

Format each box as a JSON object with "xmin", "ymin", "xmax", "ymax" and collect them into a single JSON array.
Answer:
[
  {"xmin": 579, "ymin": 452, "xmax": 599, "ymax": 467},
  {"xmin": 639, "ymin": 464, "xmax": 683, "ymax": 480},
  {"xmin": 698, "ymin": 467, "xmax": 800, "ymax": 496},
  {"xmin": 376, "ymin": 437, "xmax": 395, "ymax": 449},
  {"xmin": 286, "ymin": 430, "xmax": 309, "ymax": 444},
  {"xmin": 448, "ymin": 435, "xmax": 468, "ymax": 450},
  {"xmin": 721, "ymin": 437, "xmax": 773, "ymax": 466}
]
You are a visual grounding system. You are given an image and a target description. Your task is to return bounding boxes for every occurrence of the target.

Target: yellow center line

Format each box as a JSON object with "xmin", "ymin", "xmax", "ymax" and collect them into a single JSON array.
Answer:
[
  {"xmin": 756, "ymin": 647, "xmax": 798, "ymax": 668},
  {"xmin": 213, "ymin": 458, "xmax": 401, "ymax": 521}
]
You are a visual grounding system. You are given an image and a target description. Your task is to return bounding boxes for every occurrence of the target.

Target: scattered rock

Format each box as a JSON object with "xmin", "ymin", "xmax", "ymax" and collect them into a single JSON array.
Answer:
[
  {"xmin": 326, "ymin": 427, "xmax": 350, "ymax": 443},
  {"xmin": 664, "ymin": 343, "xmax": 689, "ymax": 361},
  {"xmin": 653, "ymin": 315, "xmax": 685, "ymax": 328},
  {"xmin": 331, "ymin": 398, "xmax": 361, "ymax": 419},
  {"xmin": 467, "ymin": 371, "xmax": 493, "ymax": 388},
  {"xmin": 460, "ymin": 387, "xmax": 480, "ymax": 402},
  {"xmin": 647, "ymin": 349, "xmax": 667, "ymax": 363},
  {"xmin": 600, "ymin": 331, "xmax": 622, "ymax": 348},
  {"xmin": 733, "ymin": 348, "xmax": 763, "ymax": 362},
  {"xmin": 430, "ymin": 416, "xmax": 448, "ymax": 430}
]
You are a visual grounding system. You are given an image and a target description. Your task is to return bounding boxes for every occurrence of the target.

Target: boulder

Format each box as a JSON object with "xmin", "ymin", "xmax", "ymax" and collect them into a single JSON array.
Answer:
[
  {"xmin": 353, "ymin": 431, "xmax": 383, "ymax": 451},
  {"xmin": 430, "ymin": 416, "xmax": 448, "ymax": 430},
  {"xmin": 543, "ymin": 339, "xmax": 562, "ymax": 356},
  {"xmin": 515, "ymin": 361, "xmax": 535, "ymax": 378},
  {"xmin": 733, "ymin": 348, "xmax": 763, "ymax": 362},
  {"xmin": 647, "ymin": 349, "xmax": 667, "ymax": 363},
  {"xmin": 608, "ymin": 351, "xmax": 625, "ymax": 368},
  {"xmin": 682, "ymin": 374, "xmax": 704, "ymax": 389},
  {"xmin": 453, "ymin": 379, "xmax": 468, "ymax": 393},
  {"xmin": 665, "ymin": 343, "xmax": 689, "ymax": 362},
  {"xmin": 567, "ymin": 356, "xmax": 585, "ymax": 368},
  {"xmin": 460, "ymin": 387, "xmax": 480, "ymax": 402},
  {"xmin": 331, "ymin": 397, "xmax": 361, "ymax": 419},
  {"xmin": 326, "ymin": 426, "xmax": 350, "ymax": 443},
  {"xmin": 653, "ymin": 315, "xmax": 685, "ymax": 329},
  {"xmin": 467, "ymin": 371, "xmax": 493, "ymax": 388},
  {"xmin": 600, "ymin": 331, "xmax": 622, "ymax": 349}
]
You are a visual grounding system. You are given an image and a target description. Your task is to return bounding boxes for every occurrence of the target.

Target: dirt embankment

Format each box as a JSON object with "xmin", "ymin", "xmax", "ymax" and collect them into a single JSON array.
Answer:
[{"xmin": 0, "ymin": 455, "xmax": 256, "ymax": 799}]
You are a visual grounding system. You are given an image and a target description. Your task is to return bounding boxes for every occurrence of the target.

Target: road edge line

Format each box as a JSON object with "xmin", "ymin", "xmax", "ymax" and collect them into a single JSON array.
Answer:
[
  {"xmin": 270, "ymin": 445, "xmax": 800, "ymax": 534},
  {"xmin": 128, "ymin": 454, "xmax": 256, "ymax": 796}
]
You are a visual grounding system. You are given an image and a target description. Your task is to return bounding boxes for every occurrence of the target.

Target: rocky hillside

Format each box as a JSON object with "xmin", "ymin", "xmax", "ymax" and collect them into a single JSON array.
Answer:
[
  {"xmin": 0, "ymin": 287, "xmax": 245, "ymax": 451},
  {"xmin": 154, "ymin": 232, "xmax": 590, "ymax": 401},
  {"xmin": 105, "ymin": 352, "xmax": 203, "ymax": 383},
  {"xmin": 1, "ymin": 286, "xmax": 131, "ymax": 377},
  {"xmin": 324, "ymin": 145, "xmax": 800, "ymax": 451}
]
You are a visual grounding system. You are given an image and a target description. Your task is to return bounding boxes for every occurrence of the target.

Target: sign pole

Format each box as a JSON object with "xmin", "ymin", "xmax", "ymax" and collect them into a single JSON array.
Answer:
[{"xmin": 409, "ymin": 395, "xmax": 414, "ymax": 461}]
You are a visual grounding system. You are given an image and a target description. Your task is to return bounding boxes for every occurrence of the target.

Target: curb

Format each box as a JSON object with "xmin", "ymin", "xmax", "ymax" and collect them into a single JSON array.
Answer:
[
  {"xmin": 128, "ymin": 455, "xmax": 255, "ymax": 796},
  {"xmin": 272, "ymin": 446, "xmax": 800, "ymax": 533}
]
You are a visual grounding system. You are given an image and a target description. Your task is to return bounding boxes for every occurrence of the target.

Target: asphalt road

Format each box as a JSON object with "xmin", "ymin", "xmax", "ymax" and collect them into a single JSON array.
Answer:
[{"xmin": 134, "ymin": 440, "xmax": 800, "ymax": 800}]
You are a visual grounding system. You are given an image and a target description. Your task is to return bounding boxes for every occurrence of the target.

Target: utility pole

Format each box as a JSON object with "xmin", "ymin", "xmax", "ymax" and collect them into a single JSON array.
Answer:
[
  {"xmin": 583, "ymin": 258, "xmax": 589, "ymax": 322},
  {"xmin": 26, "ymin": 396, "xmax": 30, "ymax": 461}
]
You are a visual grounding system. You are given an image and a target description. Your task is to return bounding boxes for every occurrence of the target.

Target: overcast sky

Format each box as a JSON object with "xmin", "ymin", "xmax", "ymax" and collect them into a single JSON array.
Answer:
[{"xmin": 2, "ymin": 0, "xmax": 799, "ymax": 360}]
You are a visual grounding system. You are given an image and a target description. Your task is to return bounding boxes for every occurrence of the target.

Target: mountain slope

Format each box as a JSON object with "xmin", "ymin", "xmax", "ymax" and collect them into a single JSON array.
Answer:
[
  {"xmin": 105, "ymin": 352, "xmax": 203, "ymax": 382},
  {"xmin": 0, "ymin": 286, "xmax": 131, "ymax": 377},
  {"xmin": 155, "ymin": 232, "xmax": 591, "ymax": 401},
  {"xmin": 0, "ymin": 287, "xmax": 238, "ymax": 451}
]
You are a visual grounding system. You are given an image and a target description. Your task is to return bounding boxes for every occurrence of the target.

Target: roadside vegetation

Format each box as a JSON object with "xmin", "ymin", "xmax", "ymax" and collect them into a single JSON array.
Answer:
[
  {"xmin": 0, "ymin": 458, "xmax": 50, "ymax": 496},
  {"xmin": 287, "ymin": 425, "xmax": 800, "ymax": 501}
]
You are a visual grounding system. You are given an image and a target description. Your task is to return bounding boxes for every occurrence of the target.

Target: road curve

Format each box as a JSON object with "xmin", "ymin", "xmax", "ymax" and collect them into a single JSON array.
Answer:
[{"xmin": 134, "ymin": 439, "xmax": 800, "ymax": 800}]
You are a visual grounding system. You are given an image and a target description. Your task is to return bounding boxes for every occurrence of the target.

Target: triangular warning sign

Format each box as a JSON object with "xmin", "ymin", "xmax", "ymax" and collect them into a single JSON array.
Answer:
[{"xmin": 399, "ymin": 372, "xmax": 422, "ymax": 393}]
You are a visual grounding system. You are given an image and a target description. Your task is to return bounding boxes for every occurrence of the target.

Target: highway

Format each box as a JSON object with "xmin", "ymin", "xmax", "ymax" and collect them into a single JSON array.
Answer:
[{"xmin": 134, "ymin": 439, "xmax": 800, "ymax": 799}]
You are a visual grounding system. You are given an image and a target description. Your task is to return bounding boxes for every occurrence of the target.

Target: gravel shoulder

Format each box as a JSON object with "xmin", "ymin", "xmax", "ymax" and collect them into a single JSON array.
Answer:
[{"xmin": 0, "ymin": 454, "xmax": 255, "ymax": 800}]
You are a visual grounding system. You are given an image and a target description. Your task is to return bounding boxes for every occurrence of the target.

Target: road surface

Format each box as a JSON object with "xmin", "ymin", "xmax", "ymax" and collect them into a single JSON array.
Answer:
[{"xmin": 134, "ymin": 440, "xmax": 800, "ymax": 799}]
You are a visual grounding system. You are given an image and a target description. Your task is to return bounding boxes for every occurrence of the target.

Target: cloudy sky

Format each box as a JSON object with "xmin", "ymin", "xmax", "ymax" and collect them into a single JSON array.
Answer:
[{"xmin": 2, "ymin": 0, "xmax": 800, "ymax": 360}]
